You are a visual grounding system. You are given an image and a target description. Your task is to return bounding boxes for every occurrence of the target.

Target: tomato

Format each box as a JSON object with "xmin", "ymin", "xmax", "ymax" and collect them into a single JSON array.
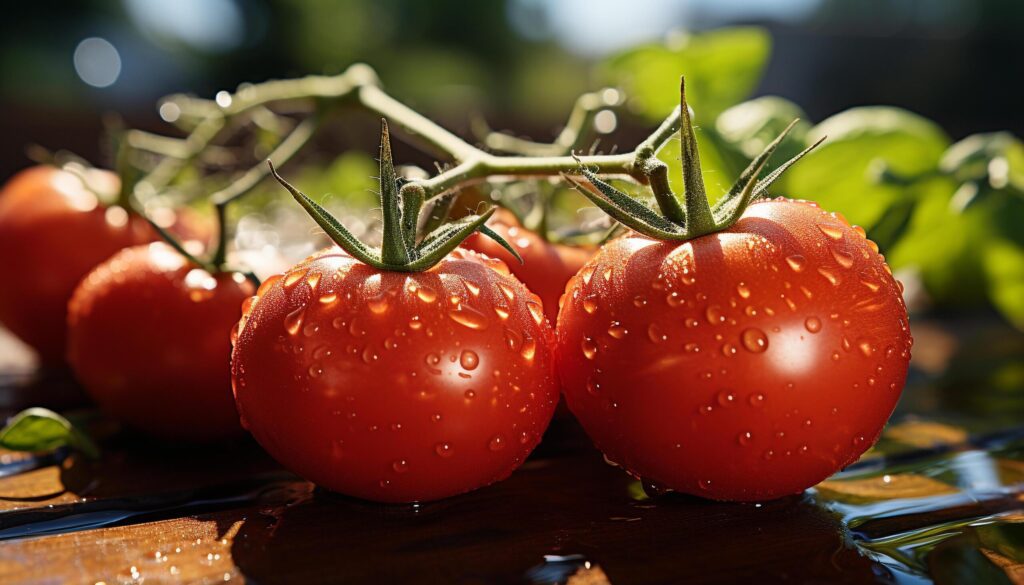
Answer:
[
  {"xmin": 67, "ymin": 242, "xmax": 252, "ymax": 441},
  {"xmin": 230, "ymin": 247, "xmax": 559, "ymax": 503},
  {"xmin": 555, "ymin": 198, "xmax": 912, "ymax": 501},
  {"xmin": 463, "ymin": 208, "xmax": 593, "ymax": 323},
  {"xmin": 0, "ymin": 165, "xmax": 203, "ymax": 364}
]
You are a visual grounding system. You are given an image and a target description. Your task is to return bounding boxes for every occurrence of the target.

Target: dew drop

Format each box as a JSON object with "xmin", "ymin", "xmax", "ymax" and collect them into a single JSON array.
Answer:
[
  {"xmin": 721, "ymin": 343, "xmax": 738, "ymax": 357},
  {"xmin": 704, "ymin": 305, "xmax": 725, "ymax": 325},
  {"xmin": 306, "ymin": 271, "xmax": 322, "ymax": 291},
  {"xmin": 633, "ymin": 295, "xmax": 647, "ymax": 308},
  {"xmin": 748, "ymin": 393, "xmax": 765, "ymax": 407},
  {"xmin": 804, "ymin": 317, "xmax": 822, "ymax": 334},
  {"xmin": 698, "ymin": 479, "xmax": 713, "ymax": 491},
  {"xmin": 449, "ymin": 307, "xmax": 489, "ymax": 330},
  {"xmin": 415, "ymin": 285, "xmax": 438, "ymax": 303},
  {"xmin": 831, "ymin": 248, "xmax": 855, "ymax": 269},
  {"xmin": 817, "ymin": 267, "xmax": 840, "ymax": 286},
  {"xmin": 717, "ymin": 391, "xmax": 736, "ymax": 407},
  {"xmin": 857, "ymin": 340, "xmax": 874, "ymax": 357},
  {"xmin": 464, "ymin": 389, "xmax": 476, "ymax": 399},
  {"xmin": 582, "ymin": 298, "xmax": 598, "ymax": 314},
  {"xmin": 684, "ymin": 342, "xmax": 700, "ymax": 353},
  {"xmin": 283, "ymin": 269, "xmax": 307, "ymax": 288},
  {"xmin": 392, "ymin": 460, "xmax": 409, "ymax": 473},
  {"xmin": 685, "ymin": 318, "xmax": 699, "ymax": 328},
  {"xmin": 602, "ymin": 267, "xmax": 613, "ymax": 282},
  {"xmin": 581, "ymin": 337, "xmax": 598, "ymax": 359},
  {"xmin": 818, "ymin": 224, "xmax": 844, "ymax": 240},
  {"xmin": 831, "ymin": 351, "xmax": 840, "ymax": 362},
  {"xmin": 493, "ymin": 306, "xmax": 510, "ymax": 320},
  {"xmin": 284, "ymin": 306, "xmax": 306, "ymax": 335},
  {"xmin": 607, "ymin": 321, "xmax": 627, "ymax": 339},
  {"xmin": 408, "ymin": 316, "xmax": 423, "ymax": 330},
  {"xmin": 319, "ymin": 292, "xmax": 338, "ymax": 305},
  {"xmin": 736, "ymin": 282, "xmax": 751, "ymax": 299},
  {"xmin": 740, "ymin": 328, "xmax": 769, "ymax": 353},
  {"xmin": 785, "ymin": 255, "xmax": 806, "ymax": 272},
  {"xmin": 586, "ymin": 379, "xmax": 601, "ymax": 396},
  {"xmin": 367, "ymin": 295, "xmax": 390, "ymax": 315},
  {"xmin": 763, "ymin": 450, "xmax": 775, "ymax": 461},
  {"xmin": 464, "ymin": 281, "xmax": 480, "ymax": 297},
  {"xmin": 435, "ymin": 443, "xmax": 453, "ymax": 458},
  {"xmin": 460, "ymin": 350, "xmax": 480, "ymax": 370},
  {"xmin": 256, "ymin": 274, "xmax": 281, "ymax": 297},
  {"xmin": 580, "ymin": 265, "xmax": 595, "ymax": 285},
  {"xmin": 526, "ymin": 301, "xmax": 545, "ymax": 325},
  {"xmin": 737, "ymin": 431, "xmax": 753, "ymax": 446},
  {"xmin": 488, "ymin": 435, "xmax": 506, "ymax": 451},
  {"xmin": 520, "ymin": 337, "xmax": 537, "ymax": 361},
  {"xmin": 647, "ymin": 323, "xmax": 668, "ymax": 344}
]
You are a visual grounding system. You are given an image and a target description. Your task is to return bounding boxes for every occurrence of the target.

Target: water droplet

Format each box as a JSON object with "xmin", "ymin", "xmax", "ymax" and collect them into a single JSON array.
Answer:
[
  {"xmin": 283, "ymin": 269, "xmax": 307, "ymax": 288},
  {"xmin": 818, "ymin": 224, "xmax": 844, "ymax": 240},
  {"xmin": 521, "ymin": 337, "xmax": 537, "ymax": 361},
  {"xmin": 698, "ymin": 479, "xmax": 713, "ymax": 491},
  {"xmin": 349, "ymin": 317, "xmax": 367, "ymax": 337},
  {"xmin": 748, "ymin": 393, "xmax": 765, "ymax": 407},
  {"xmin": 415, "ymin": 285, "xmax": 438, "ymax": 303},
  {"xmin": 804, "ymin": 317, "xmax": 822, "ymax": 334},
  {"xmin": 740, "ymin": 328, "xmax": 769, "ymax": 353},
  {"xmin": 392, "ymin": 459, "xmax": 409, "ymax": 473},
  {"xmin": 763, "ymin": 450, "xmax": 775, "ymax": 460},
  {"xmin": 831, "ymin": 248, "xmax": 855, "ymax": 268},
  {"xmin": 737, "ymin": 431, "xmax": 753, "ymax": 446},
  {"xmin": 581, "ymin": 337, "xmax": 598, "ymax": 359},
  {"xmin": 464, "ymin": 280, "xmax": 480, "ymax": 297},
  {"xmin": 647, "ymin": 323, "xmax": 668, "ymax": 344},
  {"xmin": 319, "ymin": 292, "xmax": 338, "ymax": 305},
  {"xmin": 665, "ymin": 291, "xmax": 684, "ymax": 307},
  {"xmin": 493, "ymin": 306, "xmax": 510, "ymax": 320},
  {"xmin": 798, "ymin": 445, "xmax": 809, "ymax": 455},
  {"xmin": 607, "ymin": 321, "xmax": 627, "ymax": 339},
  {"xmin": 460, "ymin": 350, "xmax": 479, "ymax": 370},
  {"xmin": 256, "ymin": 274, "xmax": 281, "ymax": 297},
  {"xmin": 367, "ymin": 295, "xmax": 389, "ymax": 314},
  {"xmin": 408, "ymin": 316, "xmax": 423, "ymax": 330},
  {"xmin": 831, "ymin": 351, "xmax": 840, "ymax": 361},
  {"xmin": 526, "ymin": 301, "xmax": 545, "ymax": 325},
  {"xmin": 464, "ymin": 389, "xmax": 476, "ymax": 399},
  {"xmin": 488, "ymin": 435, "xmax": 506, "ymax": 451},
  {"xmin": 721, "ymin": 343, "xmax": 738, "ymax": 357},
  {"xmin": 582, "ymin": 298, "xmax": 598, "ymax": 314},
  {"xmin": 431, "ymin": 413, "xmax": 442, "ymax": 423},
  {"xmin": 852, "ymin": 435, "xmax": 866, "ymax": 448},
  {"xmin": 736, "ymin": 282, "xmax": 751, "ymax": 299},
  {"xmin": 633, "ymin": 295, "xmax": 647, "ymax": 307},
  {"xmin": 284, "ymin": 306, "xmax": 306, "ymax": 335},
  {"xmin": 306, "ymin": 271, "xmax": 322, "ymax": 291},
  {"xmin": 435, "ymin": 443, "xmax": 453, "ymax": 458},
  {"xmin": 580, "ymin": 265, "xmax": 595, "ymax": 285},
  {"xmin": 698, "ymin": 405, "xmax": 714, "ymax": 415},
  {"xmin": 361, "ymin": 347, "xmax": 380, "ymax": 364},
  {"xmin": 857, "ymin": 339, "xmax": 874, "ymax": 357},
  {"xmin": 817, "ymin": 267, "xmax": 840, "ymax": 286},
  {"xmin": 684, "ymin": 342, "xmax": 700, "ymax": 353},
  {"xmin": 302, "ymin": 322, "xmax": 320, "ymax": 337},
  {"xmin": 586, "ymin": 379, "xmax": 601, "ymax": 396},
  {"xmin": 449, "ymin": 306, "xmax": 489, "ymax": 330},
  {"xmin": 704, "ymin": 305, "xmax": 725, "ymax": 325},
  {"xmin": 717, "ymin": 391, "xmax": 736, "ymax": 407},
  {"xmin": 785, "ymin": 255, "xmax": 806, "ymax": 272}
]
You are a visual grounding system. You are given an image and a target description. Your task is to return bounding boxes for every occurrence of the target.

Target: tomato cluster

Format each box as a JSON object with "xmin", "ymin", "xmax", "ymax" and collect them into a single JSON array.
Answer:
[{"xmin": 0, "ymin": 81, "xmax": 912, "ymax": 505}]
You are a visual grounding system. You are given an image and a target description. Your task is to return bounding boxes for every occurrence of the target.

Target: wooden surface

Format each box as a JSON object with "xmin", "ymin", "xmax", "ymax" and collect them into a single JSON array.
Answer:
[{"xmin": 0, "ymin": 325, "xmax": 1022, "ymax": 584}]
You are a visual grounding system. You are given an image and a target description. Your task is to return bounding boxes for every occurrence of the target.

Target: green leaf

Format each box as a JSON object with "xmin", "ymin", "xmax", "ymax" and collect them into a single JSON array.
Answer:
[
  {"xmin": 779, "ymin": 106, "xmax": 950, "ymax": 228},
  {"xmin": 984, "ymin": 235, "xmax": 1024, "ymax": 330},
  {"xmin": 600, "ymin": 27, "xmax": 771, "ymax": 123},
  {"xmin": 0, "ymin": 408, "xmax": 99, "ymax": 458},
  {"xmin": 715, "ymin": 96, "xmax": 811, "ymax": 167}
]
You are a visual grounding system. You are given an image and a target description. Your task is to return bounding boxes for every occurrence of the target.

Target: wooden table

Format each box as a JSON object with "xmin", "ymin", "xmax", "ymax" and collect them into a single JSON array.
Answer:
[{"xmin": 0, "ymin": 324, "xmax": 1021, "ymax": 584}]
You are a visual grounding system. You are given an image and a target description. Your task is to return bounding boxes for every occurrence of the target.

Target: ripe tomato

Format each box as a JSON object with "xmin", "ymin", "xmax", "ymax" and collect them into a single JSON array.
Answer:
[
  {"xmin": 0, "ymin": 165, "xmax": 203, "ymax": 364},
  {"xmin": 67, "ymin": 242, "xmax": 252, "ymax": 441},
  {"xmin": 556, "ymin": 199, "xmax": 912, "ymax": 501},
  {"xmin": 463, "ymin": 208, "xmax": 593, "ymax": 323},
  {"xmin": 230, "ymin": 247, "xmax": 559, "ymax": 503}
]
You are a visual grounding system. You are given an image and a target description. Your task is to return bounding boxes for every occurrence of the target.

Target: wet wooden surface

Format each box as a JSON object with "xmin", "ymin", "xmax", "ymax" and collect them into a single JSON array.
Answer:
[{"xmin": 0, "ymin": 325, "xmax": 1022, "ymax": 584}]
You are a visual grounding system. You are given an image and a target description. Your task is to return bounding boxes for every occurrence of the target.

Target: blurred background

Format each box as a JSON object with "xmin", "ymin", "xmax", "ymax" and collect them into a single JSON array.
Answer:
[{"xmin": 3, "ymin": 0, "xmax": 1024, "ymax": 178}]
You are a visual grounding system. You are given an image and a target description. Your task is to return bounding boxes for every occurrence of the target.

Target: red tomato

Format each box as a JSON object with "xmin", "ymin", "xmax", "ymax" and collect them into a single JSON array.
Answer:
[
  {"xmin": 463, "ymin": 209, "xmax": 593, "ymax": 323},
  {"xmin": 67, "ymin": 242, "xmax": 252, "ymax": 441},
  {"xmin": 556, "ymin": 199, "xmax": 912, "ymax": 501},
  {"xmin": 230, "ymin": 247, "xmax": 559, "ymax": 503},
  {"xmin": 0, "ymin": 165, "xmax": 203, "ymax": 364}
]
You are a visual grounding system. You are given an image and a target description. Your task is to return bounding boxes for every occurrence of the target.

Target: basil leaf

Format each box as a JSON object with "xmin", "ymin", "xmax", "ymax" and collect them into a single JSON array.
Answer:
[{"xmin": 0, "ymin": 408, "xmax": 99, "ymax": 459}]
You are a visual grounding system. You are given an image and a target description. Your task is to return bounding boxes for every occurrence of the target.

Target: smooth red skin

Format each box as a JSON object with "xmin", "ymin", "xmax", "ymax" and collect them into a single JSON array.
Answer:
[
  {"xmin": 463, "ymin": 209, "xmax": 593, "ymax": 323},
  {"xmin": 231, "ymin": 247, "xmax": 560, "ymax": 503},
  {"xmin": 67, "ymin": 243, "xmax": 253, "ymax": 441},
  {"xmin": 0, "ymin": 166, "xmax": 204, "ymax": 364},
  {"xmin": 556, "ymin": 199, "xmax": 912, "ymax": 501}
]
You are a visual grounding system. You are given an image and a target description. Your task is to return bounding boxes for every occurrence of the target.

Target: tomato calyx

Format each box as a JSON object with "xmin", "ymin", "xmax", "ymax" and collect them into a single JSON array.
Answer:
[
  {"xmin": 565, "ymin": 77, "xmax": 825, "ymax": 242},
  {"xmin": 269, "ymin": 119, "xmax": 522, "ymax": 272}
]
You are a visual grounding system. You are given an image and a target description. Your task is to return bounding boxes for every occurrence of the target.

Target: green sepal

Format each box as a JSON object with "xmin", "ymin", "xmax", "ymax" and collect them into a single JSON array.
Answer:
[
  {"xmin": 479, "ymin": 224, "xmax": 523, "ymax": 264},
  {"xmin": 752, "ymin": 136, "xmax": 827, "ymax": 198},
  {"xmin": 419, "ymin": 192, "xmax": 458, "ymax": 237},
  {"xmin": 566, "ymin": 172, "xmax": 685, "ymax": 239},
  {"xmin": 713, "ymin": 118, "xmax": 799, "ymax": 221},
  {"xmin": 377, "ymin": 120, "xmax": 411, "ymax": 265},
  {"xmin": 0, "ymin": 408, "xmax": 100, "ymax": 459},
  {"xmin": 407, "ymin": 209, "xmax": 497, "ymax": 271}
]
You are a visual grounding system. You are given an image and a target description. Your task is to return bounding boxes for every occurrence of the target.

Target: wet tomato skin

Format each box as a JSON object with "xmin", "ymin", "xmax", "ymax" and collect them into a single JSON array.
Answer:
[
  {"xmin": 231, "ymin": 247, "xmax": 559, "ymax": 503},
  {"xmin": 556, "ymin": 199, "xmax": 912, "ymax": 501},
  {"xmin": 463, "ymin": 208, "xmax": 593, "ymax": 323},
  {"xmin": 0, "ymin": 165, "xmax": 203, "ymax": 364},
  {"xmin": 67, "ymin": 243, "xmax": 253, "ymax": 441}
]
